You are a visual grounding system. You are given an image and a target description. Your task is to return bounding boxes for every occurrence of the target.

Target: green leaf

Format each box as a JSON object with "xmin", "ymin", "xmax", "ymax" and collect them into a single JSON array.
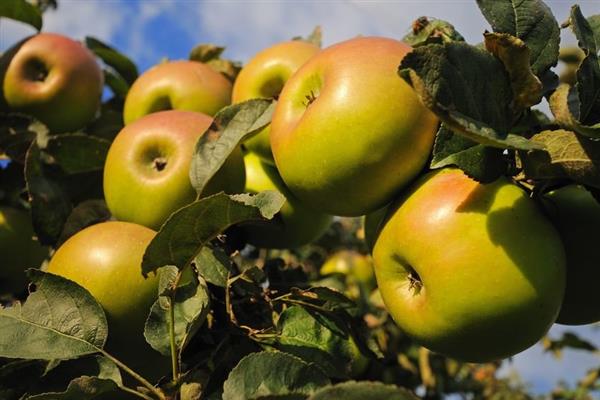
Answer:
[
  {"xmin": 292, "ymin": 26, "xmax": 323, "ymax": 48},
  {"xmin": 189, "ymin": 43, "xmax": 242, "ymax": 82},
  {"xmin": 520, "ymin": 129, "xmax": 600, "ymax": 188},
  {"xmin": 0, "ymin": 270, "xmax": 107, "ymax": 360},
  {"xmin": 190, "ymin": 99, "xmax": 275, "ymax": 196},
  {"xmin": 0, "ymin": 0, "xmax": 42, "ymax": 31},
  {"xmin": 142, "ymin": 191, "xmax": 285, "ymax": 275},
  {"xmin": 24, "ymin": 376, "xmax": 119, "ymax": 399},
  {"xmin": 308, "ymin": 381, "xmax": 418, "ymax": 400},
  {"xmin": 25, "ymin": 135, "xmax": 107, "ymax": 245},
  {"xmin": 56, "ymin": 199, "xmax": 110, "ymax": 247},
  {"xmin": 194, "ymin": 245, "xmax": 234, "ymax": 287},
  {"xmin": 398, "ymin": 43, "xmax": 540, "ymax": 150},
  {"xmin": 402, "ymin": 17, "xmax": 464, "ymax": 47},
  {"xmin": 144, "ymin": 266, "xmax": 210, "ymax": 356},
  {"xmin": 222, "ymin": 351, "xmax": 330, "ymax": 400},
  {"xmin": 484, "ymin": 32, "xmax": 543, "ymax": 110},
  {"xmin": 430, "ymin": 125, "xmax": 507, "ymax": 183},
  {"xmin": 273, "ymin": 306, "xmax": 359, "ymax": 379},
  {"xmin": 103, "ymin": 69, "xmax": 129, "ymax": 98},
  {"xmin": 543, "ymin": 332, "xmax": 598, "ymax": 358},
  {"xmin": 567, "ymin": 5, "xmax": 600, "ymax": 126},
  {"xmin": 549, "ymin": 84, "xmax": 600, "ymax": 138},
  {"xmin": 25, "ymin": 141, "xmax": 72, "ymax": 245},
  {"xmin": 589, "ymin": 15, "xmax": 600, "ymax": 47},
  {"xmin": 476, "ymin": 0, "xmax": 560, "ymax": 76},
  {"xmin": 41, "ymin": 134, "xmax": 110, "ymax": 174},
  {"xmin": 85, "ymin": 37, "xmax": 138, "ymax": 85},
  {"xmin": 0, "ymin": 113, "xmax": 39, "ymax": 163}
]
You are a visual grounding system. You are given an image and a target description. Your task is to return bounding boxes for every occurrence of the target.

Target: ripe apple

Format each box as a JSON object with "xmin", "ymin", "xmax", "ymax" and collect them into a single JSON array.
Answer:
[
  {"xmin": 123, "ymin": 60, "xmax": 232, "ymax": 125},
  {"xmin": 270, "ymin": 36, "xmax": 438, "ymax": 216},
  {"xmin": 104, "ymin": 110, "xmax": 245, "ymax": 230},
  {"xmin": 372, "ymin": 169, "xmax": 566, "ymax": 362},
  {"xmin": 541, "ymin": 185, "xmax": 600, "ymax": 325},
  {"xmin": 0, "ymin": 207, "xmax": 48, "ymax": 292},
  {"xmin": 363, "ymin": 206, "xmax": 390, "ymax": 253},
  {"xmin": 46, "ymin": 221, "xmax": 164, "ymax": 375},
  {"xmin": 320, "ymin": 250, "xmax": 376, "ymax": 290},
  {"xmin": 241, "ymin": 151, "xmax": 331, "ymax": 248},
  {"xmin": 3, "ymin": 33, "xmax": 103, "ymax": 133},
  {"xmin": 232, "ymin": 41, "xmax": 320, "ymax": 163}
]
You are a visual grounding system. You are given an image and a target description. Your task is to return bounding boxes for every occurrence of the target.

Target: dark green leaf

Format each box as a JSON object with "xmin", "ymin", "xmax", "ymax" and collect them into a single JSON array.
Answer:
[
  {"xmin": 402, "ymin": 17, "xmax": 464, "ymax": 47},
  {"xmin": 42, "ymin": 134, "xmax": 110, "ymax": 174},
  {"xmin": 190, "ymin": 99, "xmax": 275, "ymax": 196},
  {"xmin": 24, "ymin": 376, "xmax": 119, "ymax": 399},
  {"xmin": 398, "ymin": 43, "xmax": 540, "ymax": 150},
  {"xmin": 0, "ymin": 270, "xmax": 107, "ymax": 360},
  {"xmin": 142, "ymin": 191, "xmax": 285, "ymax": 275},
  {"xmin": 0, "ymin": 360, "xmax": 47, "ymax": 400},
  {"xmin": 589, "ymin": 15, "xmax": 600, "ymax": 48},
  {"xmin": 476, "ymin": 0, "xmax": 560, "ymax": 76},
  {"xmin": 520, "ymin": 129, "xmax": 600, "ymax": 188},
  {"xmin": 25, "ymin": 141, "xmax": 72, "ymax": 245},
  {"xmin": 484, "ymin": 32, "xmax": 543, "ymax": 110},
  {"xmin": 430, "ymin": 125, "xmax": 507, "ymax": 183},
  {"xmin": 194, "ymin": 245, "xmax": 235, "ymax": 287},
  {"xmin": 273, "ymin": 306, "xmax": 360, "ymax": 379},
  {"xmin": 56, "ymin": 199, "xmax": 111, "ymax": 247},
  {"xmin": 222, "ymin": 351, "xmax": 330, "ymax": 400},
  {"xmin": 189, "ymin": 44, "xmax": 241, "ymax": 82},
  {"xmin": 0, "ymin": 0, "xmax": 42, "ymax": 30},
  {"xmin": 568, "ymin": 5, "xmax": 600, "ymax": 126},
  {"xmin": 543, "ymin": 332, "xmax": 598, "ymax": 358},
  {"xmin": 85, "ymin": 37, "xmax": 138, "ymax": 85},
  {"xmin": 144, "ymin": 266, "xmax": 210, "ymax": 356},
  {"xmin": 103, "ymin": 69, "xmax": 129, "ymax": 98},
  {"xmin": 308, "ymin": 381, "xmax": 418, "ymax": 400}
]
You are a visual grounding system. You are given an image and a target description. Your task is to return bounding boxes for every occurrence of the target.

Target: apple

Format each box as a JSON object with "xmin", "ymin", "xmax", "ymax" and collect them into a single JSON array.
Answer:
[
  {"xmin": 123, "ymin": 60, "xmax": 232, "ymax": 125},
  {"xmin": 541, "ymin": 185, "xmax": 600, "ymax": 325},
  {"xmin": 104, "ymin": 110, "xmax": 245, "ymax": 230},
  {"xmin": 270, "ymin": 36, "xmax": 438, "ymax": 217},
  {"xmin": 46, "ymin": 221, "xmax": 164, "ymax": 376},
  {"xmin": 241, "ymin": 151, "xmax": 331, "ymax": 248},
  {"xmin": 232, "ymin": 40, "xmax": 320, "ymax": 163},
  {"xmin": 320, "ymin": 250, "xmax": 376, "ymax": 291},
  {"xmin": 0, "ymin": 207, "xmax": 48, "ymax": 292},
  {"xmin": 3, "ymin": 33, "xmax": 103, "ymax": 133},
  {"xmin": 372, "ymin": 168, "xmax": 566, "ymax": 362}
]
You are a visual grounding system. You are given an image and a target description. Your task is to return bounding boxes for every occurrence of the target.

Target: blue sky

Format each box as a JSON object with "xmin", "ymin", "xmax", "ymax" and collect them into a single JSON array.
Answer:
[{"xmin": 2, "ymin": 0, "xmax": 600, "ymax": 395}]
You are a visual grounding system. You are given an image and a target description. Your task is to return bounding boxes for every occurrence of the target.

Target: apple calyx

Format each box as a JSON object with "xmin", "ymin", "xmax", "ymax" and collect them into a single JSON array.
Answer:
[
  {"xmin": 407, "ymin": 269, "xmax": 423, "ymax": 295},
  {"xmin": 153, "ymin": 157, "xmax": 168, "ymax": 171},
  {"xmin": 303, "ymin": 89, "xmax": 319, "ymax": 108},
  {"xmin": 24, "ymin": 58, "xmax": 49, "ymax": 82}
]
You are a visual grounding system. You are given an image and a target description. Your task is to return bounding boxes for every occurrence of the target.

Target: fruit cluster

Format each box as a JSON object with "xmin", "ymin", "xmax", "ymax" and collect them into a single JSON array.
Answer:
[{"xmin": 1, "ymin": 1, "xmax": 599, "ymax": 398}]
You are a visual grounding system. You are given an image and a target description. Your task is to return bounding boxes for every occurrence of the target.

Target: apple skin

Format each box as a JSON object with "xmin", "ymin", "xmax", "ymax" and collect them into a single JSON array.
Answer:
[
  {"xmin": 363, "ymin": 206, "xmax": 390, "ymax": 253},
  {"xmin": 373, "ymin": 169, "xmax": 566, "ymax": 362},
  {"xmin": 320, "ymin": 250, "xmax": 376, "ymax": 290},
  {"xmin": 242, "ymin": 152, "xmax": 331, "ymax": 248},
  {"xmin": 542, "ymin": 185, "xmax": 600, "ymax": 325},
  {"xmin": 104, "ymin": 110, "xmax": 245, "ymax": 230},
  {"xmin": 232, "ymin": 41, "xmax": 320, "ymax": 164},
  {"xmin": 46, "ymin": 221, "xmax": 164, "ymax": 376},
  {"xmin": 0, "ymin": 207, "xmax": 48, "ymax": 292},
  {"xmin": 270, "ymin": 37, "xmax": 438, "ymax": 217},
  {"xmin": 3, "ymin": 33, "xmax": 103, "ymax": 133},
  {"xmin": 123, "ymin": 60, "xmax": 232, "ymax": 125}
]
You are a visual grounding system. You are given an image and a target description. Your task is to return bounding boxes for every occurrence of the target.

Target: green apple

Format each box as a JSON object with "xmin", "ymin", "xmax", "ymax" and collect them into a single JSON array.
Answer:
[
  {"xmin": 104, "ymin": 110, "xmax": 245, "ymax": 230},
  {"xmin": 3, "ymin": 33, "xmax": 103, "ymax": 133},
  {"xmin": 232, "ymin": 40, "xmax": 320, "ymax": 163},
  {"xmin": 373, "ymin": 168, "xmax": 566, "ymax": 362},
  {"xmin": 363, "ymin": 206, "xmax": 390, "ymax": 253},
  {"xmin": 46, "ymin": 221, "xmax": 164, "ymax": 376},
  {"xmin": 542, "ymin": 185, "xmax": 600, "ymax": 325},
  {"xmin": 270, "ymin": 36, "xmax": 438, "ymax": 216},
  {"xmin": 320, "ymin": 250, "xmax": 376, "ymax": 290},
  {"xmin": 123, "ymin": 60, "xmax": 232, "ymax": 124},
  {"xmin": 0, "ymin": 207, "xmax": 48, "ymax": 292},
  {"xmin": 242, "ymin": 151, "xmax": 331, "ymax": 248}
]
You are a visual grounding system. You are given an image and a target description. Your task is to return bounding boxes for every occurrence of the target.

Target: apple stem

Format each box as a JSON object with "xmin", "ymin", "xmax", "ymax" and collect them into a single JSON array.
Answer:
[
  {"xmin": 408, "ymin": 270, "xmax": 423, "ymax": 294},
  {"xmin": 100, "ymin": 350, "xmax": 167, "ymax": 400}
]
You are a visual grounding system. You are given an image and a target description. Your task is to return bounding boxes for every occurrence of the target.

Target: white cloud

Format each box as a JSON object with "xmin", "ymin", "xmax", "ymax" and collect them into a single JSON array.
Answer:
[{"xmin": 0, "ymin": 0, "xmax": 125, "ymax": 51}]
